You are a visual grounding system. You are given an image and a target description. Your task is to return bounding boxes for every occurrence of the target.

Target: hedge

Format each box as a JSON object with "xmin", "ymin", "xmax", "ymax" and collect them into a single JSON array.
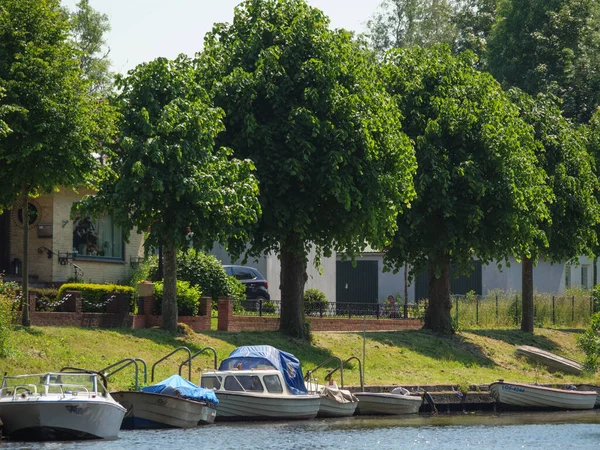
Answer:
[{"xmin": 57, "ymin": 283, "xmax": 136, "ymax": 313}]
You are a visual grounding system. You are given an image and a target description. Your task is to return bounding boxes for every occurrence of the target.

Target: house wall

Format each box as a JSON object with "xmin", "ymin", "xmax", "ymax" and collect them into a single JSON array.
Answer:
[{"xmin": 9, "ymin": 189, "xmax": 144, "ymax": 285}]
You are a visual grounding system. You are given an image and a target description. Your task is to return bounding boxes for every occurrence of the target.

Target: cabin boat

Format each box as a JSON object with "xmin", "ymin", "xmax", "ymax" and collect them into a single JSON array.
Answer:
[
  {"xmin": 0, "ymin": 371, "xmax": 126, "ymax": 441},
  {"xmin": 200, "ymin": 345, "xmax": 320, "ymax": 421},
  {"xmin": 354, "ymin": 387, "xmax": 422, "ymax": 415},
  {"xmin": 489, "ymin": 381, "xmax": 597, "ymax": 410},
  {"xmin": 112, "ymin": 375, "xmax": 218, "ymax": 429}
]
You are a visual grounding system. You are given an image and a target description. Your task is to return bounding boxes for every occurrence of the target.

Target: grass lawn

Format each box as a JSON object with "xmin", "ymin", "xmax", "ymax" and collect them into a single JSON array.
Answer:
[{"xmin": 1, "ymin": 326, "xmax": 597, "ymax": 391}]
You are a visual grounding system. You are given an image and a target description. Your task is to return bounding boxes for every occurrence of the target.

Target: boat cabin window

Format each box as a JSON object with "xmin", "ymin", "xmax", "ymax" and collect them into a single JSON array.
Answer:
[
  {"xmin": 224, "ymin": 375, "xmax": 264, "ymax": 392},
  {"xmin": 263, "ymin": 375, "xmax": 283, "ymax": 393},
  {"xmin": 201, "ymin": 375, "xmax": 222, "ymax": 390}
]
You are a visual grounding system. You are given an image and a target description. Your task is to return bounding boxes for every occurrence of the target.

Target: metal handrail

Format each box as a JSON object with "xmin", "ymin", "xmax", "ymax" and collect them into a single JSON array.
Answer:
[
  {"xmin": 98, "ymin": 358, "xmax": 144, "ymax": 391},
  {"xmin": 304, "ymin": 356, "xmax": 344, "ymax": 388},
  {"xmin": 326, "ymin": 356, "xmax": 363, "ymax": 392},
  {"xmin": 134, "ymin": 358, "xmax": 148, "ymax": 384},
  {"xmin": 179, "ymin": 347, "xmax": 218, "ymax": 378},
  {"xmin": 151, "ymin": 347, "xmax": 192, "ymax": 382}
]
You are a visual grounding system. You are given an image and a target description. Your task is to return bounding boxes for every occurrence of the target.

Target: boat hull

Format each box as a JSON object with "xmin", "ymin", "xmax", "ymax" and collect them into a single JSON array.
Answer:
[
  {"xmin": 318, "ymin": 396, "xmax": 358, "ymax": 418},
  {"xmin": 354, "ymin": 392, "xmax": 422, "ymax": 415},
  {"xmin": 112, "ymin": 391, "xmax": 216, "ymax": 429},
  {"xmin": 515, "ymin": 346, "xmax": 583, "ymax": 375},
  {"xmin": 0, "ymin": 398, "xmax": 126, "ymax": 440},
  {"xmin": 489, "ymin": 382, "xmax": 597, "ymax": 410},
  {"xmin": 214, "ymin": 391, "xmax": 320, "ymax": 421}
]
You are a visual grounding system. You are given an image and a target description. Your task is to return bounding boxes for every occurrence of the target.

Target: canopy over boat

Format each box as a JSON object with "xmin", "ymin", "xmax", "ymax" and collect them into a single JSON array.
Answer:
[
  {"xmin": 219, "ymin": 345, "xmax": 308, "ymax": 395},
  {"xmin": 141, "ymin": 375, "xmax": 219, "ymax": 405}
]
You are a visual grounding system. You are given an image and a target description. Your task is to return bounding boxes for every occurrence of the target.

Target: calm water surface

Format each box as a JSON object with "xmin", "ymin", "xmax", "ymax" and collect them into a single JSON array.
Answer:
[{"xmin": 3, "ymin": 411, "xmax": 600, "ymax": 450}]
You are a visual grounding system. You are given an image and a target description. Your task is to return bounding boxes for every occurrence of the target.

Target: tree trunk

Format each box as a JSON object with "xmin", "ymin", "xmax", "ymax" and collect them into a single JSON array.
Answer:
[
  {"xmin": 21, "ymin": 188, "xmax": 30, "ymax": 327},
  {"xmin": 521, "ymin": 255, "xmax": 534, "ymax": 332},
  {"xmin": 161, "ymin": 242, "xmax": 178, "ymax": 332},
  {"xmin": 423, "ymin": 255, "xmax": 453, "ymax": 334},
  {"xmin": 279, "ymin": 239, "xmax": 308, "ymax": 339}
]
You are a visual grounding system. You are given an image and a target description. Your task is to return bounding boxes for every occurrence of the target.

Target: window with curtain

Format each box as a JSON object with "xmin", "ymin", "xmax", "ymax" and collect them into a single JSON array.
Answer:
[{"xmin": 73, "ymin": 216, "xmax": 123, "ymax": 259}]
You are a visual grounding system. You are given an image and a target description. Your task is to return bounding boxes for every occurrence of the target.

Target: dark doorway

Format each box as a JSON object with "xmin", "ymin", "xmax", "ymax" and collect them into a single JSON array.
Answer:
[
  {"xmin": 415, "ymin": 261, "xmax": 483, "ymax": 301},
  {"xmin": 336, "ymin": 260, "xmax": 379, "ymax": 305},
  {"xmin": 0, "ymin": 211, "xmax": 10, "ymax": 275}
]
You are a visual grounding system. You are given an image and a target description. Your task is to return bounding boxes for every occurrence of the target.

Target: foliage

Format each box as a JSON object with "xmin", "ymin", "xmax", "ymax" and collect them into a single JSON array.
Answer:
[
  {"xmin": 367, "ymin": 0, "xmax": 458, "ymax": 56},
  {"xmin": 177, "ymin": 251, "xmax": 230, "ymax": 300},
  {"xmin": 381, "ymin": 45, "xmax": 550, "ymax": 334},
  {"xmin": 153, "ymin": 281, "xmax": 202, "ymax": 317},
  {"xmin": 487, "ymin": 0, "xmax": 600, "ymax": 123},
  {"xmin": 577, "ymin": 312, "xmax": 600, "ymax": 371},
  {"xmin": 304, "ymin": 288, "xmax": 328, "ymax": 316},
  {"xmin": 68, "ymin": 0, "xmax": 113, "ymax": 95},
  {"xmin": 74, "ymin": 55, "xmax": 260, "ymax": 332},
  {"xmin": 452, "ymin": 0, "xmax": 498, "ymax": 63},
  {"xmin": 30, "ymin": 288, "xmax": 60, "ymax": 312},
  {"xmin": 198, "ymin": 0, "xmax": 417, "ymax": 338},
  {"xmin": 57, "ymin": 283, "xmax": 135, "ymax": 313},
  {"xmin": 0, "ymin": 277, "xmax": 19, "ymax": 357},
  {"xmin": 127, "ymin": 255, "xmax": 158, "ymax": 286}
]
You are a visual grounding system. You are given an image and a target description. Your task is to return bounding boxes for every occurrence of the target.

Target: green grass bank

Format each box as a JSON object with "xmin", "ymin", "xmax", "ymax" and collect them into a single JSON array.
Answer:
[{"xmin": 1, "ymin": 326, "xmax": 598, "ymax": 391}]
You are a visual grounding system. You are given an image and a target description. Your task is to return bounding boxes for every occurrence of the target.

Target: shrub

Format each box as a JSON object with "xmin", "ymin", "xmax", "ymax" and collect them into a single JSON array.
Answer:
[
  {"xmin": 304, "ymin": 288, "xmax": 327, "ymax": 316},
  {"xmin": 0, "ymin": 277, "xmax": 19, "ymax": 357},
  {"xmin": 57, "ymin": 283, "xmax": 136, "ymax": 313},
  {"xmin": 29, "ymin": 287, "xmax": 59, "ymax": 312},
  {"xmin": 128, "ymin": 255, "xmax": 158, "ymax": 286},
  {"xmin": 262, "ymin": 301, "xmax": 276, "ymax": 314},
  {"xmin": 153, "ymin": 281, "xmax": 202, "ymax": 316}
]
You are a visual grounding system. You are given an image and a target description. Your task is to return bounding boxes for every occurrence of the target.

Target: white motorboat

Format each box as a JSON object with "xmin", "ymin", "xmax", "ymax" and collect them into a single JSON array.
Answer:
[
  {"xmin": 515, "ymin": 346, "xmax": 583, "ymax": 375},
  {"xmin": 489, "ymin": 381, "xmax": 597, "ymax": 410},
  {"xmin": 0, "ymin": 371, "xmax": 126, "ymax": 441},
  {"xmin": 355, "ymin": 387, "xmax": 422, "ymax": 415},
  {"xmin": 306, "ymin": 381, "xmax": 359, "ymax": 418},
  {"xmin": 112, "ymin": 374, "xmax": 218, "ymax": 429},
  {"xmin": 200, "ymin": 345, "xmax": 320, "ymax": 421}
]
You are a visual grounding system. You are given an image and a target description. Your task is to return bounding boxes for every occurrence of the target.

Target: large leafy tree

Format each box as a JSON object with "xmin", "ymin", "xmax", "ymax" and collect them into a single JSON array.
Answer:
[
  {"xmin": 198, "ymin": 0, "xmax": 417, "ymax": 339},
  {"xmin": 509, "ymin": 90, "xmax": 599, "ymax": 332},
  {"xmin": 0, "ymin": 0, "xmax": 110, "ymax": 325},
  {"xmin": 68, "ymin": 0, "xmax": 113, "ymax": 96},
  {"xmin": 367, "ymin": 0, "xmax": 458, "ymax": 56},
  {"xmin": 452, "ymin": 0, "xmax": 497, "ymax": 62},
  {"xmin": 488, "ymin": 0, "xmax": 600, "ymax": 124},
  {"xmin": 382, "ymin": 46, "xmax": 550, "ymax": 334},
  {"xmin": 76, "ymin": 56, "xmax": 261, "ymax": 332},
  {"xmin": 585, "ymin": 109, "xmax": 600, "ymax": 286}
]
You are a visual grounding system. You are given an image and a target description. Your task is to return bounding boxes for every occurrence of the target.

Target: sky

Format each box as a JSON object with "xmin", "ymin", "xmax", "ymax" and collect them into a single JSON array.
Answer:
[{"xmin": 62, "ymin": 0, "xmax": 382, "ymax": 74}]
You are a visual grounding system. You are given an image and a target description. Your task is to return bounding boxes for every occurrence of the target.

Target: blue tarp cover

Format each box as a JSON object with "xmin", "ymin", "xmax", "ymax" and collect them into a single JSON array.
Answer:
[
  {"xmin": 219, "ymin": 345, "xmax": 308, "ymax": 395},
  {"xmin": 141, "ymin": 375, "xmax": 219, "ymax": 405}
]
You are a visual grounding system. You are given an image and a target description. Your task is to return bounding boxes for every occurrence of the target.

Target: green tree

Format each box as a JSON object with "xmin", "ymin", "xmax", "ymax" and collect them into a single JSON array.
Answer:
[
  {"xmin": 381, "ymin": 46, "xmax": 550, "ymax": 334},
  {"xmin": 0, "ymin": 0, "xmax": 111, "ymax": 326},
  {"xmin": 585, "ymin": 109, "xmax": 600, "ymax": 286},
  {"xmin": 452, "ymin": 0, "xmax": 497, "ymax": 64},
  {"xmin": 508, "ymin": 90, "xmax": 599, "ymax": 332},
  {"xmin": 68, "ymin": 0, "xmax": 113, "ymax": 96},
  {"xmin": 198, "ymin": 0, "xmax": 417, "ymax": 339},
  {"xmin": 75, "ymin": 55, "xmax": 261, "ymax": 332},
  {"xmin": 488, "ymin": 0, "xmax": 600, "ymax": 123},
  {"xmin": 367, "ymin": 0, "xmax": 458, "ymax": 56}
]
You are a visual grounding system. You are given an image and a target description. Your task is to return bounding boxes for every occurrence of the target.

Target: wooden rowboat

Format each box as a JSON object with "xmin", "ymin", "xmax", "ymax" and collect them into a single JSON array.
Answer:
[
  {"xmin": 515, "ymin": 345, "xmax": 583, "ymax": 375},
  {"xmin": 489, "ymin": 381, "xmax": 597, "ymax": 410}
]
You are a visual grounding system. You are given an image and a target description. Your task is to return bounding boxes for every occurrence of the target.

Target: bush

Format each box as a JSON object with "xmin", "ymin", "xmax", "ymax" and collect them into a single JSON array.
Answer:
[
  {"xmin": 128, "ymin": 255, "xmax": 158, "ymax": 286},
  {"xmin": 0, "ymin": 277, "xmax": 19, "ymax": 357},
  {"xmin": 57, "ymin": 283, "xmax": 136, "ymax": 313},
  {"xmin": 29, "ymin": 287, "xmax": 59, "ymax": 312},
  {"xmin": 153, "ymin": 280, "xmax": 202, "ymax": 316},
  {"xmin": 304, "ymin": 288, "xmax": 327, "ymax": 316}
]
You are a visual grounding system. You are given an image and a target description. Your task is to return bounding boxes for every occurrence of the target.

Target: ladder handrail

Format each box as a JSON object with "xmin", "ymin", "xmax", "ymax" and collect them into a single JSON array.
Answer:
[
  {"xmin": 304, "ymin": 356, "xmax": 344, "ymax": 388},
  {"xmin": 179, "ymin": 347, "xmax": 218, "ymax": 378},
  {"xmin": 326, "ymin": 356, "xmax": 363, "ymax": 392},
  {"xmin": 98, "ymin": 358, "xmax": 142, "ymax": 391},
  {"xmin": 134, "ymin": 358, "xmax": 148, "ymax": 384},
  {"xmin": 151, "ymin": 346, "xmax": 192, "ymax": 382}
]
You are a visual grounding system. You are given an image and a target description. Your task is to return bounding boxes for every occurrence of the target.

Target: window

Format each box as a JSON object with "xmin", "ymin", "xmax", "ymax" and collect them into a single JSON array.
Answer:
[
  {"xmin": 73, "ymin": 216, "xmax": 123, "ymax": 259},
  {"xmin": 263, "ymin": 375, "xmax": 283, "ymax": 393},
  {"xmin": 200, "ymin": 375, "xmax": 222, "ymax": 390},
  {"xmin": 223, "ymin": 375, "xmax": 263, "ymax": 392},
  {"xmin": 233, "ymin": 267, "xmax": 256, "ymax": 280},
  {"xmin": 582, "ymin": 266, "xmax": 590, "ymax": 290}
]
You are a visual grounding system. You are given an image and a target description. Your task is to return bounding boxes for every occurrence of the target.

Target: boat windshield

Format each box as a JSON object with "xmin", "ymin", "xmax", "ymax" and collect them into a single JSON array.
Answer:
[
  {"xmin": 223, "ymin": 375, "xmax": 264, "ymax": 392},
  {"xmin": 200, "ymin": 375, "xmax": 222, "ymax": 391},
  {"xmin": 0, "ymin": 373, "xmax": 106, "ymax": 397}
]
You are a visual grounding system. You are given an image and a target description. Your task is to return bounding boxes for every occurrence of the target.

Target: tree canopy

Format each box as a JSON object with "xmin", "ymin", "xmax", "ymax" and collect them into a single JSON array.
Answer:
[
  {"xmin": 198, "ymin": 0, "xmax": 417, "ymax": 338},
  {"xmin": 381, "ymin": 46, "xmax": 551, "ymax": 334},
  {"xmin": 488, "ymin": 0, "xmax": 600, "ymax": 123},
  {"xmin": 76, "ymin": 55, "xmax": 261, "ymax": 331}
]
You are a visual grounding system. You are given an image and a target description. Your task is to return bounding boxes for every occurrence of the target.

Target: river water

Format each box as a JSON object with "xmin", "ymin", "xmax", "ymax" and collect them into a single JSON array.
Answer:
[{"xmin": 2, "ymin": 410, "xmax": 600, "ymax": 449}]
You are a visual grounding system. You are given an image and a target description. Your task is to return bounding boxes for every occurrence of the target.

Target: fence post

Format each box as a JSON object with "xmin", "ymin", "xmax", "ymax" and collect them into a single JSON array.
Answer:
[
  {"xmin": 259, "ymin": 299, "xmax": 263, "ymax": 317},
  {"xmin": 348, "ymin": 304, "xmax": 351, "ymax": 319},
  {"xmin": 476, "ymin": 296, "xmax": 479, "ymax": 326},
  {"xmin": 455, "ymin": 296, "xmax": 459, "ymax": 325},
  {"xmin": 495, "ymin": 295, "xmax": 498, "ymax": 322},
  {"xmin": 319, "ymin": 301, "xmax": 323, "ymax": 318},
  {"xmin": 552, "ymin": 296, "xmax": 555, "ymax": 325},
  {"xmin": 572, "ymin": 296, "xmax": 575, "ymax": 323}
]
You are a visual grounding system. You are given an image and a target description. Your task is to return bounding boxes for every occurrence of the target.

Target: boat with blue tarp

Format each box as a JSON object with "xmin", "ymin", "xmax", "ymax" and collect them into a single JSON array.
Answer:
[
  {"xmin": 200, "ymin": 345, "xmax": 320, "ymax": 421},
  {"xmin": 113, "ymin": 375, "xmax": 218, "ymax": 429}
]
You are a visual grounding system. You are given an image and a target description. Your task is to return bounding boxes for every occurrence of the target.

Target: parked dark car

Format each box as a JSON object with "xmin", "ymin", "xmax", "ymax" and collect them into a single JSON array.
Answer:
[{"xmin": 223, "ymin": 265, "xmax": 270, "ymax": 300}]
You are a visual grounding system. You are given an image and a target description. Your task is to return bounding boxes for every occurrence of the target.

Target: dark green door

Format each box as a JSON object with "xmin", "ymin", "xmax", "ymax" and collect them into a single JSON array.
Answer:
[
  {"xmin": 336, "ymin": 260, "xmax": 379, "ymax": 305},
  {"xmin": 415, "ymin": 261, "xmax": 483, "ymax": 300}
]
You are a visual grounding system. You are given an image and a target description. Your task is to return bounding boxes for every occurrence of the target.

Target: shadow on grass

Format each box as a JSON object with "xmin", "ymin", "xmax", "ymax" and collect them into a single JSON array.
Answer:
[
  {"xmin": 15, "ymin": 325, "xmax": 43, "ymax": 336},
  {"xmin": 467, "ymin": 329, "xmax": 560, "ymax": 351},
  {"xmin": 360, "ymin": 328, "xmax": 498, "ymax": 369}
]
